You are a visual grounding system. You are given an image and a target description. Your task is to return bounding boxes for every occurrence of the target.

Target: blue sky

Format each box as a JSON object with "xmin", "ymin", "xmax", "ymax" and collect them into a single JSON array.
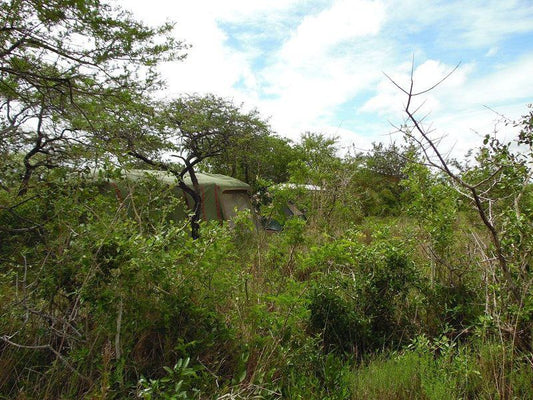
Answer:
[{"xmin": 119, "ymin": 0, "xmax": 533, "ymax": 156}]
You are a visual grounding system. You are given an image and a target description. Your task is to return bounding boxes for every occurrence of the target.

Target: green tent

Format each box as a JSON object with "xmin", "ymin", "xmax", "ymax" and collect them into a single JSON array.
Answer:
[{"xmin": 104, "ymin": 169, "xmax": 254, "ymax": 223}]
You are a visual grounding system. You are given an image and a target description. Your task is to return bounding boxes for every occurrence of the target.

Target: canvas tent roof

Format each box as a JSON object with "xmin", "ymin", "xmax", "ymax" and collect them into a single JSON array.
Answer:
[
  {"xmin": 123, "ymin": 169, "xmax": 250, "ymax": 192},
  {"xmin": 105, "ymin": 169, "xmax": 253, "ymax": 222}
]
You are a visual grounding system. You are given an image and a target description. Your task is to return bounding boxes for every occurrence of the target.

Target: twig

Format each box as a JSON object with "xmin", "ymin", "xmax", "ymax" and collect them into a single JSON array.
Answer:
[{"xmin": 0, "ymin": 335, "xmax": 88, "ymax": 381}]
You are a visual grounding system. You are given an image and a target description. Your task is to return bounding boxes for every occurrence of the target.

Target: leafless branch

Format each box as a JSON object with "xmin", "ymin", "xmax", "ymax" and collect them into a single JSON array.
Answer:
[
  {"xmin": 386, "ymin": 57, "xmax": 521, "ymax": 302},
  {"xmin": 1, "ymin": 335, "xmax": 88, "ymax": 381}
]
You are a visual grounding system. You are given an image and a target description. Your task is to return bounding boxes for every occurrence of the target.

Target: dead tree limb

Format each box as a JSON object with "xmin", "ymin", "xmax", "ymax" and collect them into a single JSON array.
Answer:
[{"xmin": 385, "ymin": 60, "xmax": 521, "ymax": 303}]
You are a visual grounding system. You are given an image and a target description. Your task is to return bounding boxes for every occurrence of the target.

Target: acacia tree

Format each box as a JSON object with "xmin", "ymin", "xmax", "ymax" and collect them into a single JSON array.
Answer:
[
  {"xmin": 0, "ymin": 0, "xmax": 184, "ymax": 194},
  {"xmin": 205, "ymin": 129, "xmax": 298, "ymax": 186},
  {"xmin": 364, "ymin": 142, "xmax": 414, "ymax": 180},
  {"xmin": 127, "ymin": 94, "xmax": 270, "ymax": 238}
]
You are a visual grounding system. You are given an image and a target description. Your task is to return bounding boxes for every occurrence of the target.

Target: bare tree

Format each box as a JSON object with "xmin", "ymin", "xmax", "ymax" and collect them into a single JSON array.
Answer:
[{"xmin": 385, "ymin": 60, "xmax": 530, "ymax": 309}]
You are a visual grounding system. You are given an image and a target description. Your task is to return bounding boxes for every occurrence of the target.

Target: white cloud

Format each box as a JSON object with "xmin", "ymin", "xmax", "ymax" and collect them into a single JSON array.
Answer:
[
  {"xmin": 360, "ymin": 55, "xmax": 532, "ymax": 157},
  {"xmin": 456, "ymin": 1, "xmax": 533, "ymax": 47},
  {"xmin": 160, "ymin": 16, "xmax": 248, "ymax": 96},
  {"xmin": 383, "ymin": 0, "xmax": 533, "ymax": 48},
  {"xmin": 117, "ymin": 0, "xmax": 299, "ymax": 24},
  {"xmin": 142, "ymin": 0, "xmax": 390, "ymax": 142},
  {"xmin": 253, "ymin": 0, "xmax": 389, "ymax": 140},
  {"xmin": 485, "ymin": 47, "xmax": 498, "ymax": 57},
  {"xmin": 280, "ymin": 0, "xmax": 385, "ymax": 62},
  {"xmin": 453, "ymin": 55, "xmax": 533, "ymax": 109},
  {"xmin": 360, "ymin": 60, "xmax": 472, "ymax": 119},
  {"xmin": 325, "ymin": 126, "xmax": 374, "ymax": 154},
  {"xmin": 117, "ymin": 0, "xmax": 297, "ymax": 98},
  {"xmin": 114, "ymin": 0, "xmax": 533, "ymax": 158}
]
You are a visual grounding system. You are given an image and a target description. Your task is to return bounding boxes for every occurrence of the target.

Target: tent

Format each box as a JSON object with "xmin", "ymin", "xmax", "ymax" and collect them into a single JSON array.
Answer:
[{"xmin": 98, "ymin": 169, "xmax": 255, "ymax": 223}]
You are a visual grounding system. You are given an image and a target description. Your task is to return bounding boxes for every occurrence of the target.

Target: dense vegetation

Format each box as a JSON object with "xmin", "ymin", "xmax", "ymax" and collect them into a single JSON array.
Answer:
[{"xmin": 1, "ymin": 1, "xmax": 532, "ymax": 398}]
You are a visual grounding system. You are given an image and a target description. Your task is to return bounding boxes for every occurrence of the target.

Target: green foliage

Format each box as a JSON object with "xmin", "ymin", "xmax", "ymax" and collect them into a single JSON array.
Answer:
[
  {"xmin": 161, "ymin": 94, "xmax": 270, "ymax": 162},
  {"xmin": 352, "ymin": 337, "xmax": 533, "ymax": 400},
  {"xmin": 401, "ymin": 162, "xmax": 459, "ymax": 257},
  {"xmin": 1, "ymin": 140, "xmax": 532, "ymax": 398},
  {"xmin": 289, "ymin": 132, "xmax": 340, "ymax": 185},
  {"xmin": 0, "ymin": 172, "xmax": 245, "ymax": 398},
  {"xmin": 364, "ymin": 142, "xmax": 411, "ymax": 180},
  {"xmin": 307, "ymin": 234, "xmax": 421, "ymax": 355},
  {"xmin": 282, "ymin": 348, "xmax": 353, "ymax": 400},
  {"xmin": 0, "ymin": 0, "xmax": 184, "ymax": 193},
  {"xmin": 352, "ymin": 351, "xmax": 427, "ymax": 400},
  {"xmin": 206, "ymin": 131, "xmax": 299, "ymax": 188},
  {"xmin": 137, "ymin": 358, "xmax": 200, "ymax": 400},
  {"xmin": 2, "ymin": 14, "xmax": 533, "ymax": 394}
]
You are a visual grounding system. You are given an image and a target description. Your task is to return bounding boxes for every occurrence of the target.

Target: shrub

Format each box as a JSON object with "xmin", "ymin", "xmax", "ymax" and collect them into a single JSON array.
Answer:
[{"xmin": 306, "ymin": 235, "xmax": 421, "ymax": 356}]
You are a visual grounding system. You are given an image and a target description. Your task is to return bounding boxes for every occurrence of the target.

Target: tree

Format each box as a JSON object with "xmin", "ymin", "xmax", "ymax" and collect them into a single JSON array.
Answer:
[
  {"xmin": 0, "ymin": 0, "xmax": 187, "ymax": 384},
  {"xmin": 205, "ymin": 131, "xmax": 298, "ymax": 187},
  {"xmin": 365, "ymin": 142, "xmax": 413, "ymax": 180},
  {"xmin": 289, "ymin": 132, "xmax": 340, "ymax": 185},
  {"xmin": 386, "ymin": 63, "xmax": 533, "ymax": 347},
  {"xmin": 127, "ymin": 94, "xmax": 270, "ymax": 238},
  {"xmin": 0, "ymin": 0, "xmax": 184, "ymax": 194}
]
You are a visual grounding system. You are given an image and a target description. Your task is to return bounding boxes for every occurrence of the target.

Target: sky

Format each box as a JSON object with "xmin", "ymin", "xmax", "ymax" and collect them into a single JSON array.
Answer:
[{"xmin": 117, "ymin": 0, "xmax": 533, "ymax": 157}]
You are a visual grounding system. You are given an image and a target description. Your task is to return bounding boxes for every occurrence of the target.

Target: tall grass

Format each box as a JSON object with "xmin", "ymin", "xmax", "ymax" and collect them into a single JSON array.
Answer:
[{"xmin": 351, "ymin": 339, "xmax": 533, "ymax": 400}]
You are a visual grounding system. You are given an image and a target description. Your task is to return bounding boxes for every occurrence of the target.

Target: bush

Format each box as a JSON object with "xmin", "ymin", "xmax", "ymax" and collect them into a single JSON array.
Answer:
[
  {"xmin": 0, "ymin": 174, "xmax": 246, "ymax": 398},
  {"xmin": 306, "ymin": 235, "xmax": 421, "ymax": 356}
]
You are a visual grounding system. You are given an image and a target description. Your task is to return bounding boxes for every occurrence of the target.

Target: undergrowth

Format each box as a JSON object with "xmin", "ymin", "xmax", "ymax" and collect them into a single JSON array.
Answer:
[{"xmin": 1, "ymin": 166, "xmax": 532, "ymax": 399}]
